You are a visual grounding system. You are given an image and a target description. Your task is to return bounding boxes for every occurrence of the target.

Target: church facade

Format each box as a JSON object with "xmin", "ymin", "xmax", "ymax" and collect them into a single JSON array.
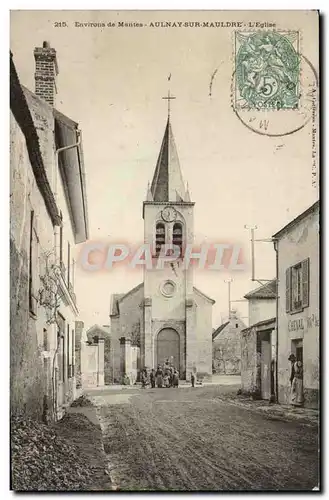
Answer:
[{"xmin": 110, "ymin": 116, "xmax": 214, "ymax": 382}]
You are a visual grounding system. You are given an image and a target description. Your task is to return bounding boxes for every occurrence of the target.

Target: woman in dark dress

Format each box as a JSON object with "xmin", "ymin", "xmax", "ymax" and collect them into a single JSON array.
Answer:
[
  {"xmin": 156, "ymin": 365, "xmax": 163, "ymax": 388},
  {"xmin": 150, "ymin": 369, "xmax": 156, "ymax": 388},
  {"xmin": 172, "ymin": 370, "xmax": 179, "ymax": 388}
]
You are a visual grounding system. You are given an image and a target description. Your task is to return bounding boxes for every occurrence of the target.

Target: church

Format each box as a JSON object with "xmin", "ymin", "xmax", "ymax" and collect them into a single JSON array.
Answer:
[{"xmin": 110, "ymin": 107, "xmax": 215, "ymax": 382}]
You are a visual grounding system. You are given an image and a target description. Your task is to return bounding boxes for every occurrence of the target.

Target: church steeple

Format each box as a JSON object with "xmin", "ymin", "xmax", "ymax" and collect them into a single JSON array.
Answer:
[{"xmin": 150, "ymin": 117, "xmax": 187, "ymax": 202}]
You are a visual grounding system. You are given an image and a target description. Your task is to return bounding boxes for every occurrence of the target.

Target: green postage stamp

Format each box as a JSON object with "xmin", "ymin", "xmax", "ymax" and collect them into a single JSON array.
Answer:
[{"xmin": 234, "ymin": 31, "xmax": 300, "ymax": 111}]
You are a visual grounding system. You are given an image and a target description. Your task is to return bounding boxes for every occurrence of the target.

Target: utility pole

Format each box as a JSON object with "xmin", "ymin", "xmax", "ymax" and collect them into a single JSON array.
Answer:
[
  {"xmin": 244, "ymin": 224, "xmax": 275, "ymax": 285},
  {"xmin": 244, "ymin": 225, "xmax": 257, "ymax": 280}
]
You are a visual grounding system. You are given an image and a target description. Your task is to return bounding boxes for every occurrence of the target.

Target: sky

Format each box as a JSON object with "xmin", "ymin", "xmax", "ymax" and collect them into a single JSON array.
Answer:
[{"xmin": 10, "ymin": 10, "xmax": 319, "ymax": 330}]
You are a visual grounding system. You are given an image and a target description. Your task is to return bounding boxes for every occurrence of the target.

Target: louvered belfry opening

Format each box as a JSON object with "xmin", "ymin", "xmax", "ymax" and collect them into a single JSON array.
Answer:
[
  {"xmin": 155, "ymin": 222, "xmax": 165, "ymax": 256},
  {"xmin": 173, "ymin": 222, "xmax": 183, "ymax": 257}
]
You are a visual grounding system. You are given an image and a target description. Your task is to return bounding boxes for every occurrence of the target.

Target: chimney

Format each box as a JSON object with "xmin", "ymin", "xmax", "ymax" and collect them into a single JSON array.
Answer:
[{"xmin": 34, "ymin": 41, "xmax": 59, "ymax": 106}]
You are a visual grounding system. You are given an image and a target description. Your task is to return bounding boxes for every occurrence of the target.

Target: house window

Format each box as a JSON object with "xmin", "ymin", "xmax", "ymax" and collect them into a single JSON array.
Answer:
[
  {"xmin": 155, "ymin": 222, "xmax": 165, "ymax": 256},
  {"xmin": 29, "ymin": 210, "xmax": 39, "ymax": 316},
  {"xmin": 292, "ymin": 264, "xmax": 302, "ymax": 309},
  {"xmin": 286, "ymin": 258, "xmax": 309, "ymax": 314},
  {"xmin": 173, "ymin": 222, "xmax": 183, "ymax": 257}
]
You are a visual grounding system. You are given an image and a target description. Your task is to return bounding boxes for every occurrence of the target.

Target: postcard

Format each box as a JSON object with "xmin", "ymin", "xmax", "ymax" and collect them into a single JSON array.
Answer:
[{"xmin": 10, "ymin": 10, "xmax": 319, "ymax": 491}]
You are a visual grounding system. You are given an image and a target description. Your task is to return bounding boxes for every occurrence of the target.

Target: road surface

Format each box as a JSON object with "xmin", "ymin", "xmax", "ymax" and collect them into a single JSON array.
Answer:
[{"xmin": 88, "ymin": 385, "xmax": 319, "ymax": 491}]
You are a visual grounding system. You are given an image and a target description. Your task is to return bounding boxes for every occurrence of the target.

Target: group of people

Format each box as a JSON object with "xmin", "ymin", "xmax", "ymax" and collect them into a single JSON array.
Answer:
[{"xmin": 140, "ymin": 359, "xmax": 180, "ymax": 389}]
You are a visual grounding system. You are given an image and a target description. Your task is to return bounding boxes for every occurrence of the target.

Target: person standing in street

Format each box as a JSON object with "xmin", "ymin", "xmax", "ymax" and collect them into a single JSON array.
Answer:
[
  {"xmin": 191, "ymin": 372, "xmax": 195, "ymax": 388},
  {"xmin": 150, "ymin": 368, "xmax": 156, "ymax": 388},
  {"xmin": 156, "ymin": 365, "xmax": 163, "ymax": 388},
  {"xmin": 172, "ymin": 369, "xmax": 179, "ymax": 388},
  {"xmin": 169, "ymin": 365, "xmax": 174, "ymax": 387},
  {"xmin": 288, "ymin": 353, "xmax": 304, "ymax": 406}
]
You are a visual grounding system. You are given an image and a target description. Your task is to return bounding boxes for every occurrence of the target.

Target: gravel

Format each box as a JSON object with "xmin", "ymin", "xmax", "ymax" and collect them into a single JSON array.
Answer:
[
  {"xmin": 96, "ymin": 386, "xmax": 319, "ymax": 491},
  {"xmin": 11, "ymin": 411, "xmax": 111, "ymax": 491}
]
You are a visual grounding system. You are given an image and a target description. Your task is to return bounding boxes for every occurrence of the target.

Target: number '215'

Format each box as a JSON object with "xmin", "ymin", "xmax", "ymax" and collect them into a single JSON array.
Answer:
[{"xmin": 54, "ymin": 22, "xmax": 67, "ymax": 27}]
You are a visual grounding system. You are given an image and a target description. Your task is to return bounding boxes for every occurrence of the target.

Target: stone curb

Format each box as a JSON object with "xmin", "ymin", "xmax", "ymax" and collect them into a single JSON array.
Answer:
[{"xmin": 67, "ymin": 402, "xmax": 115, "ymax": 490}]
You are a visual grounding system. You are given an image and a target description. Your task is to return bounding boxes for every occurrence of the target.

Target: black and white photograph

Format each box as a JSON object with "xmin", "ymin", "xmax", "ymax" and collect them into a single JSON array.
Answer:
[{"xmin": 9, "ymin": 9, "xmax": 320, "ymax": 491}]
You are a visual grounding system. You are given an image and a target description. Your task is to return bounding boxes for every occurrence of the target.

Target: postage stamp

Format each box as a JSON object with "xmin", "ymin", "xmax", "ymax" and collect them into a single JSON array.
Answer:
[{"xmin": 234, "ymin": 31, "xmax": 300, "ymax": 111}]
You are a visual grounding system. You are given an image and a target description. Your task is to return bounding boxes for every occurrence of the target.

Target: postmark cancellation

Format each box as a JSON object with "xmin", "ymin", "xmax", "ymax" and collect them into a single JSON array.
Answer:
[{"xmin": 231, "ymin": 30, "xmax": 318, "ymax": 138}]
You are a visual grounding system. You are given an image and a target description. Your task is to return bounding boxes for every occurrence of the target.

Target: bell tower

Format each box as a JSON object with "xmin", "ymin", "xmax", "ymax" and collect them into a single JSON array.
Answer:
[{"xmin": 141, "ymin": 93, "xmax": 195, "ymax": 378}]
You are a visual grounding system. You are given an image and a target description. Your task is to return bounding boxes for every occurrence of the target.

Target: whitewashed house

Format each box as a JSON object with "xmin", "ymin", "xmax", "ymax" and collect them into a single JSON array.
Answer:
[{"xmin": 273, "ymin": 201, "xmax": 319, "ymax": 409}]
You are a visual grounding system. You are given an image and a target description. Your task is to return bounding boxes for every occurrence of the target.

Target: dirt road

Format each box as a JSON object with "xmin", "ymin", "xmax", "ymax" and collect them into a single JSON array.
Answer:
[{"xmin": 90, "ymin": 386, "xmax": 319, "ymax": 491}]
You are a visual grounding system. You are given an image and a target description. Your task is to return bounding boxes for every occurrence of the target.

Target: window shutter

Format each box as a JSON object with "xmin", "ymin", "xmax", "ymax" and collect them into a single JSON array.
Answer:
[
  {"xmin": 301, "ymin": 258, "xmax": 310, "ymax": 308},
  {"xmin": 286, "ymin": 267, "xmax": 291, "ymax": 313},
  {"xmin": 155, "ymin": 223, "xmax": 165, "ymax": 256}
]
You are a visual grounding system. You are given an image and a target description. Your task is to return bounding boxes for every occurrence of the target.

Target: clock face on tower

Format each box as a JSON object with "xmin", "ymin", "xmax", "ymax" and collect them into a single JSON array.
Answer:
[{"xmin": 161, "ymin": 206, "xmax": 177, "ymax": 223}]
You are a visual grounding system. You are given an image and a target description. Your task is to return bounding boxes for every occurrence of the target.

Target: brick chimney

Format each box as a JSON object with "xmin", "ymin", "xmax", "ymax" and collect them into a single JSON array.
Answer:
[{"xmin": 34, "ymin": 41, "xmax": 59, "ymax": 106}]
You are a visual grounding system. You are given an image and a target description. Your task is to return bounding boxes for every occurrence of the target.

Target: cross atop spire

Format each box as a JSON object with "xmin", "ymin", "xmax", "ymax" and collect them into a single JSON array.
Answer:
[{"xmin": 162, "ymin": 89, "xmax": 176, "ymax": 119}]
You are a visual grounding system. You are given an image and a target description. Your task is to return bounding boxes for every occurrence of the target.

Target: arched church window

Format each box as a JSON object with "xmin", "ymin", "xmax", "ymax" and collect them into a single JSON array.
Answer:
[
  {"xmin": 155, "ymin": 222, "xmax": 165, "ymax": 256},
  {"xmin": 173, "ymin": 222, "xmax": 183, "ymax": 257}
]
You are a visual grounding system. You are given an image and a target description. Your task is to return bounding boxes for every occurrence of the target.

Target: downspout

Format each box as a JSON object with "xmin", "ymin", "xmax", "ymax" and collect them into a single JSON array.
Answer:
[
  {"xmin": 54, "ymin": 128, "xmax": 81, "ymax": 263},
  {"xmin": 273, "ymin": 238, "xmax": 279, "ymax": 403}
]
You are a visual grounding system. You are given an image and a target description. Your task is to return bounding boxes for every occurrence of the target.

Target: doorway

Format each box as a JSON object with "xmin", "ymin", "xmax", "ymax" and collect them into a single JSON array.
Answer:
[
  {"xmin": 156, "ymin": 328, "xmax": 180, "ymax": 370},
  {"xmin": 258, "ymin": 330, "xmax": 272, "ymax": 400},
  {"xmin": 292, "ymin": 339, "xmax": 303, "ymax": 364},
  {"xmin": 260, "ymin": 338, "xmax": 271, "ymax": 399}
]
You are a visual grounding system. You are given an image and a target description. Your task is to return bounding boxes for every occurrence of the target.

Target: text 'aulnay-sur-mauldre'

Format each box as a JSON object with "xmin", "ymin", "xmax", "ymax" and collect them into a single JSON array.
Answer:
[{"xmin": 54, "ymin": 20, "xmax": 276, "ymax": 29}]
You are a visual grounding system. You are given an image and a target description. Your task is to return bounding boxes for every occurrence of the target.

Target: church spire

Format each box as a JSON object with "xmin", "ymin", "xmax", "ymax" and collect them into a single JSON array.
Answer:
[{"xmin": 150, "ymin": 87, "xmax": 187, "ymax": 202}]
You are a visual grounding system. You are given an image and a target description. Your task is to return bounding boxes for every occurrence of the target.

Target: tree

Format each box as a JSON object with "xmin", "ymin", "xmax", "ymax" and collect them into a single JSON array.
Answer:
[{"xmin": 38, "ymin": 250, "xmax": 64, "ymax": 422}]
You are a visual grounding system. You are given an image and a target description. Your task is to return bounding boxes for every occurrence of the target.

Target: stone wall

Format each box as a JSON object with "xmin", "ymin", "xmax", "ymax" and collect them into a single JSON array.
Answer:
[
  {"xmin": 213, "ymin": 316, "xmax": 246, "ymax": 375},
  {"xmin": 10, "ymin": 238, "xmax": 46, "ymax": 419},
  {"xmin": 10, "ymin": 109, "xmax": 55, "ymax": 420},
  {"xmin": 110, "ymin": 285, "xmax": 144, "ymax": 383},
  {"xmin": 241, "ymin": 327, "xmax": 258, "ymax": 394}
]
